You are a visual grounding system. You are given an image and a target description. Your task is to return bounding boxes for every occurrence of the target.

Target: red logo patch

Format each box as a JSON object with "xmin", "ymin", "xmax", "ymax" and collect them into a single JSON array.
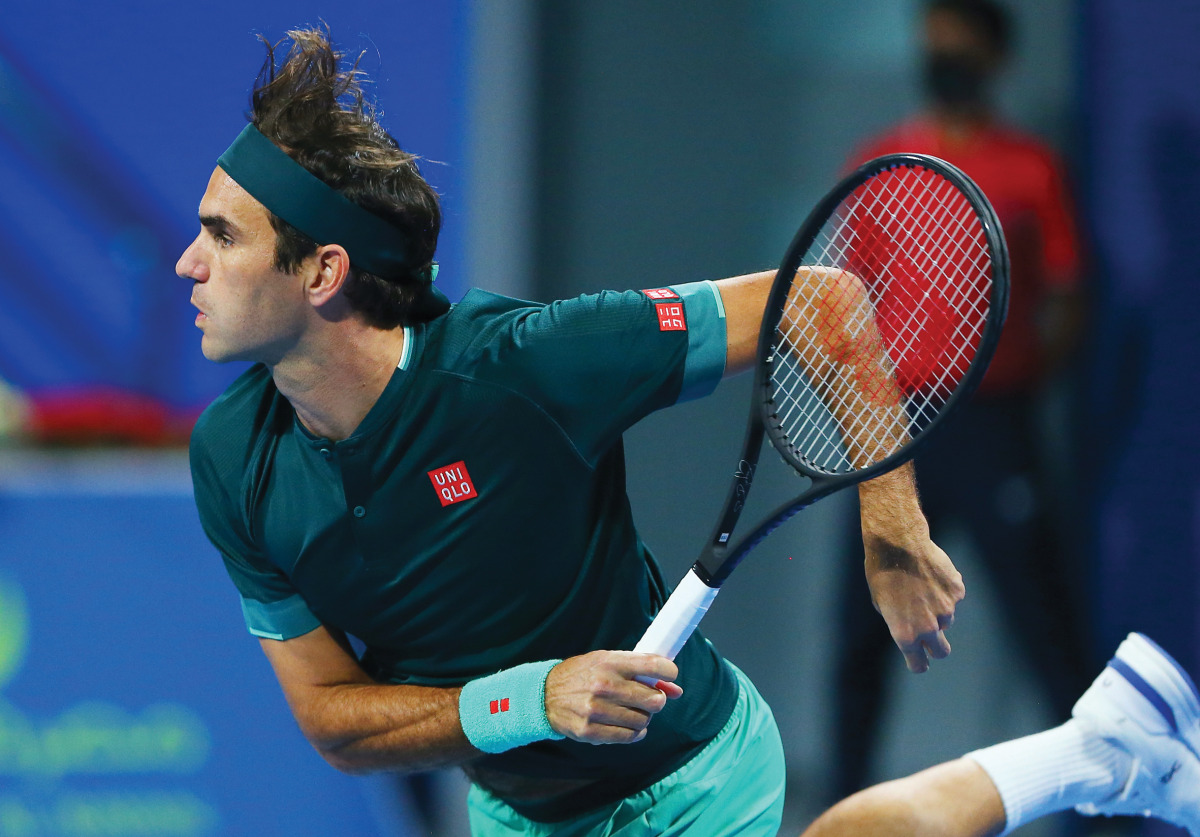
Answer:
[
  {"xmin": 489, "ymin": 698, "xmax": 511, "ymax": 714},
  {"xmin": 642, "ymin": 287, "xmax": 679, "ymax": 300},
  {"xmin": 428, "ymin": 461, "xmax": 478, "ymax": 507},
  {"xmin": 655, "ymin": 301, "xmax": 687, "ymax": 331}
]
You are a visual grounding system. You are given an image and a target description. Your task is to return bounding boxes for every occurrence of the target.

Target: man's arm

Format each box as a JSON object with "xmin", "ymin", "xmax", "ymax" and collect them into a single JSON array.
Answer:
[
  {"xmin": 712, "ymin": 269, "xmax": 965, "ymax": 673},
  {"xmin": 259, "ymin": 626, "xmax": 681, "ymax": 774},
  {"xmin": 856, "ymin": 465, "xmax": 964, "ymax": 673}
]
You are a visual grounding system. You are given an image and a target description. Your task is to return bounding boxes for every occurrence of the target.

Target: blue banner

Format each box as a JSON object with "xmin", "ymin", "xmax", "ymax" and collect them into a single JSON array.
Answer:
[
  {"xmin": 0, "ymin": 0, "xmax": 467, "ymax": 411},
  {"xmin": 0, "ymin": 456, "xmax": 410, "ymax": 835}
]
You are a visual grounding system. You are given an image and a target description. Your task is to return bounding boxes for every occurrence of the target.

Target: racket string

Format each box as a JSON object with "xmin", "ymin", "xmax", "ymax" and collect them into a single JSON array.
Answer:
[
  {"xmin": 774, "ymin": 313, "xmax": 905, "ymax": 471},
  {"xmin": 767, "ymin": 164, "xmax": 994, "ymax": 475}
]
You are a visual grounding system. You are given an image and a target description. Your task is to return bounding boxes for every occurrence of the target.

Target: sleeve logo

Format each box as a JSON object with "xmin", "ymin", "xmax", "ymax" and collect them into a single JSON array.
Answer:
[
  {"xmin": 428, "ymin": 461, "xmax": 478, "ymax": 507},
  {"xmin": 642, "ymin": 287, "xmax": 679, "ymax": 300},
  {"xmin": 655, "ymin": 301, "xmax": 687, "ymax": 331}
]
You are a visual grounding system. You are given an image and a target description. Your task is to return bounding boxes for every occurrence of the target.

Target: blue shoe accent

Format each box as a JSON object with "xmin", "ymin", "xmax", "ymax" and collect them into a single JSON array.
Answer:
[
  {"xmin": 1135, "ymin": 632, "xmax": 1200, "ymax": 707},
  {"xmin": 1109, "ymin": 657, "xmax": 1179, "ymax": 735}
]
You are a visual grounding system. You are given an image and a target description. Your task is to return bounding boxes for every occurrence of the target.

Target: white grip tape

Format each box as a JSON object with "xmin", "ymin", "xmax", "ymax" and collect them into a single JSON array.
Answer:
[{"xmin": 633, "ymin": 570, "xmax": 720, "ymax": 685}]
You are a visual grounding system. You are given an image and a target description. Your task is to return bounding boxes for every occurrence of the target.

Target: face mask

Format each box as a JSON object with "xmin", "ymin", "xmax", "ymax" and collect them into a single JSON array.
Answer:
[{"xmin": 924, "ymin": 52, "xmax": 990, "ymax": 110}]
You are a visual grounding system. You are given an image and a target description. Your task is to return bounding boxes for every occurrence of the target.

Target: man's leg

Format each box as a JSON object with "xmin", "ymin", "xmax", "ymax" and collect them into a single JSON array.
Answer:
[
  {"xmin": 803, "ymin": 633, "xmax": 1200, "ymax": 837},
  {"xmin": 803, "ymin": 758, "xmax": 1005, "ymax": 837}
]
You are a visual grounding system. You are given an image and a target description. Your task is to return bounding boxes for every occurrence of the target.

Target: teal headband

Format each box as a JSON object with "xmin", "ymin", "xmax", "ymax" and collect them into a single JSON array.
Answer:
[{"xmin": 217, "ymin": 123, "xmax": 449, "ymax": 322}]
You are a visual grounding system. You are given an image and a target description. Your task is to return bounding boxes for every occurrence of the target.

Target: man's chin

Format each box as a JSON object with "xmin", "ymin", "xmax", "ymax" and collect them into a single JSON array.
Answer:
[{"xmin": 200, "ymin": 339, "xmax": 235, "ymax": 364}]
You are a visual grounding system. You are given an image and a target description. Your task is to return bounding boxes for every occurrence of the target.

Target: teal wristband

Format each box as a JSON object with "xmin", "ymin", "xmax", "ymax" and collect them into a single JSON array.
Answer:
[{"xmin": 459, "ymin": 660, "xmax": 564, "ymax": 754}]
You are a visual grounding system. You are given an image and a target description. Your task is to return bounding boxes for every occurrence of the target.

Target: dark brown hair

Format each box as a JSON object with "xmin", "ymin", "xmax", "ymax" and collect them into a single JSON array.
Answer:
[{"xmin": 251, "ymin": 27, "xmax": 441, "ymax": 328}]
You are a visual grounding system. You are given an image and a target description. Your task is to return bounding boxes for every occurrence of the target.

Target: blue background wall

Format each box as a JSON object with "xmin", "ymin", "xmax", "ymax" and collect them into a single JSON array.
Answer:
[
  {"xmin": 0, "ymin": 0, "xmax": 468, "ymax": 410},
  {"xmin": 1082, "ymin": 0, "xmax": 1200, "ymax": 686}
]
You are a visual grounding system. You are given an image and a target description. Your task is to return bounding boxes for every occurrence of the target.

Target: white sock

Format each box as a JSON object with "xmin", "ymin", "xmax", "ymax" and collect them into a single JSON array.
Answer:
[{"xmin": 965, "ymin": 718, "xmax": 1132, "ymax": 835}]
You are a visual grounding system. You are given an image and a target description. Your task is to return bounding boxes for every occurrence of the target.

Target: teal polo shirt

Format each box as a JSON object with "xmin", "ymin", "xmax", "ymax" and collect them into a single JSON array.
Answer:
[{"xmin": 190, "ymin": 282, "xmax": 739, "ymax": 822}]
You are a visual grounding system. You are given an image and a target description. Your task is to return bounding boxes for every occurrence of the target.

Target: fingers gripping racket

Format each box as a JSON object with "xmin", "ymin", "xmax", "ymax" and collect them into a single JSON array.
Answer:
[{"xmin": 634, "ymin": 153, "xmax": 1010, "ymax": 672}]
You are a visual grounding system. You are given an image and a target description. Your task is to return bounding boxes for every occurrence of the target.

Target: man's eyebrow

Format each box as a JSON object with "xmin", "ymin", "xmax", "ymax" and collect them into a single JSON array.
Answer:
[{"xmin": 199, "ymin": 214, "xmax": 238, "ymax": 236}]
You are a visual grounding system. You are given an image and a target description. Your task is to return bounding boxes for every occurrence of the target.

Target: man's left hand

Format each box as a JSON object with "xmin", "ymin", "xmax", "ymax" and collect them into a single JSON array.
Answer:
[{"xmin": 864, "ymin": 531, "xmax": 965, "ymax": 673}]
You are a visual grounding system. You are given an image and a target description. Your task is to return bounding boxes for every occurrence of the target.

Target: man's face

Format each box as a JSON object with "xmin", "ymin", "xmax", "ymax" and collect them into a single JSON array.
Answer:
[
  {"xmin": 176, "ymin": 168, "xmax": 311, "ymax": 365},
  {"xmin": 922, "ymin": 9, "xmax": 1003, "ymax": 112},
  {"xmin": 923, "ymin": 9, "xmax": 1000, "ymax": 68}
]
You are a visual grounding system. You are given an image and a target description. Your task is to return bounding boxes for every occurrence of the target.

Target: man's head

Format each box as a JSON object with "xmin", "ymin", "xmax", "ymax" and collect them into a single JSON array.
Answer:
[
  {"xmin": 177, "ymin": 27, "xmax": 442, "ymax": 363},
  {"xmin": 922, "ymin": 0, "xmax": 1013, "ymax": 115}
]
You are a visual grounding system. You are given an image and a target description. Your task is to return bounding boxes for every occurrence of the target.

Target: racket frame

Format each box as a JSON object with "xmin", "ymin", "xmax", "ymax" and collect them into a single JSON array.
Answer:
[{"xmin": 694, "ymin": 153, "xmax": 1010, "ymax": 586}]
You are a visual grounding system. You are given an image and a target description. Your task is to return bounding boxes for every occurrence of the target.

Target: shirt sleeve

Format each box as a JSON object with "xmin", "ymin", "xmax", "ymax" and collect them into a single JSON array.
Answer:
[
  {"xmin": 189, "ymin": 407, "xmax": 321, "ymax": 642},
  {"xmin": 668, "ymin": 281, "xmax": 728, "ymax": 401},
  {"xmin": 478, "ymin": 280, "xmax": 727, "ymax": 465}
]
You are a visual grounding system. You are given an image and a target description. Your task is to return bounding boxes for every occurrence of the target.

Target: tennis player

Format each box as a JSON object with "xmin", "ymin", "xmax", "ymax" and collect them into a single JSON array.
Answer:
[{"xmin": 182, "ymin": 27, "xmax": 1198, "ymax": 836}]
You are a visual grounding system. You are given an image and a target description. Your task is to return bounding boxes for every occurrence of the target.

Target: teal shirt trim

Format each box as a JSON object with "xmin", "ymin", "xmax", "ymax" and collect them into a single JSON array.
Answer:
[
  {"xmin": 241, "ymin": 594, "xmax": 321, "ymax": 641},
  {"xmin": 672, "ymin": 280, "xmax": 727, "ymax": 403},
  {"xmin": 399, "ymin": 324, "xmax": 415, "ymax": 371}
]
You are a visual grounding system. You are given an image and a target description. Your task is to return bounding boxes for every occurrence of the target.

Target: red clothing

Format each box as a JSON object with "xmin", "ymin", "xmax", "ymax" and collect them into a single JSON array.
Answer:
[{"xmin": 851, "ymin": 117, "xmax": 1082, "ymax": 394}]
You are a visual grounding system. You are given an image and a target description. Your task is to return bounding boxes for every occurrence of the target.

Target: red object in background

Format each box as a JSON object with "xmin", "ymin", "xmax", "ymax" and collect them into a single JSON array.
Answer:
[
  {"xmin": 873, "ymin": 254, "xmax": 970, "ymax": 394},
  {"xmin": 850, "ymin": 118, "xmax": 1082, "ymax": 395},
  {"xmin": 843, "ymin": 169, "xmax": 985, "ymax": 396},
  {"xmin": 27, "ymin": 389, "xmax": 197, "ymax": 446}
]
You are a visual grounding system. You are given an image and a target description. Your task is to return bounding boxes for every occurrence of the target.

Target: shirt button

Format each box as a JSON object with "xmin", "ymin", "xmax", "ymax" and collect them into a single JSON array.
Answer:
[
  {"xmin": 319, "ymin": 448, "xmax": 332, "ymax": 460},
  {"xmin": 353, "ymin": 506, "xmax": 366, "ymax": 518}
]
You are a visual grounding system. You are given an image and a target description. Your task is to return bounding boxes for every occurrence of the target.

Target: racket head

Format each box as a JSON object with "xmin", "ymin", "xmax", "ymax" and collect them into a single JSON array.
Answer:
[{"xmin": 757, "ymin": 153, "xmax": 1009, "ymax": 485}]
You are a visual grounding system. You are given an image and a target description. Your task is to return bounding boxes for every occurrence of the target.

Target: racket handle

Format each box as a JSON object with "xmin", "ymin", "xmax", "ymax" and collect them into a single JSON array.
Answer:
[{"xmin": 633, "ymin": 569, "xmax": 720, "ymax": 686}]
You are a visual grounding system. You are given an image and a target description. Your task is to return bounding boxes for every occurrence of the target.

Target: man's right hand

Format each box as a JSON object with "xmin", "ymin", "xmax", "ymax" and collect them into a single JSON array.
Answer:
[{"xmin": 544, "ymin": 651, "xmax": 683, "ymax": 744}]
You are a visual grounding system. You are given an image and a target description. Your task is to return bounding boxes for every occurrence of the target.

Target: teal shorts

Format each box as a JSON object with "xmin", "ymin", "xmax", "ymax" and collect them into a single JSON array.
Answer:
[{"xmin": 466, "ymin": 662, "xmax": 786, "ymax": 836}]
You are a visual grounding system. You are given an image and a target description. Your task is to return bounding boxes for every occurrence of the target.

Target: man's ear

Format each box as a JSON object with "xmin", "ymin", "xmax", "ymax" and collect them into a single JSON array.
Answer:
[{"xmin": 308, "ymin": 244, "xmax": 351, "ymax": 307}]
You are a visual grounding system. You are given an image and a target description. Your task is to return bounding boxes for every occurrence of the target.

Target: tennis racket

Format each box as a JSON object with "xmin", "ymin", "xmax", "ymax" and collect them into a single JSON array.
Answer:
[{"xmin": 634, "ymin": 153, "xmax": 1010, "ymax": 671}]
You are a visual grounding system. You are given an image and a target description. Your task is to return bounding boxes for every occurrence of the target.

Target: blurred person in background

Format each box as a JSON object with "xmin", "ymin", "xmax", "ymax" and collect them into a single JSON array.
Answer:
[{"xmin": 831, "ymin": 0, "xmax": 1094, "ymax": 811}]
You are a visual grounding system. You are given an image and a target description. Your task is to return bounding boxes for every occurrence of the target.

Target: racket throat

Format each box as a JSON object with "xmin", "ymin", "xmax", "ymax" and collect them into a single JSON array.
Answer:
[
  {"xmin": 697, "ymin": 542, "xmax": 745, "ymax": 586},
  {"xmin": 691, "ymin": 559, "xmax": 721, "ymax": 587},
  {"xmin": 698, "ymin": 490, "xmax": 824, "ymax": 585},
  {"xmin": 696, "ymin": 535, "xmax": 740, "ymax": 587}
]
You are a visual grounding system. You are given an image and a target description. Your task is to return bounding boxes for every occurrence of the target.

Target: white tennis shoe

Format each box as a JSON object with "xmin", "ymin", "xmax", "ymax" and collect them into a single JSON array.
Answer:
[{"xmin": 1072, "ymin": 632, "xmax": 1200, "ymax": 835}]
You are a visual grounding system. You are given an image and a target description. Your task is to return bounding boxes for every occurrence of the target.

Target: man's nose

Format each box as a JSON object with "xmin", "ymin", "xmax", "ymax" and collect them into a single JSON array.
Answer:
[{"xmin": 176, "ymin": 236, "xmax": 208, "ymax": 282}]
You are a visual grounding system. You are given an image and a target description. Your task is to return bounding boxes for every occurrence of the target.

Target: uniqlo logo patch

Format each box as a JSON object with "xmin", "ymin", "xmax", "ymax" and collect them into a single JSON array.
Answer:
[
  {"xmin": 489, "ymin": 698, "xmax": 510, "ymax": 714},
  {"xmin": 428, "ymin": 461, "xmax": 478, "ymax": 507},
  {"xmin": 655, "ymin": 302, "xmax": 687, "ymax": 331},
  {"xmin": 642, "ymin": 287, "xmax": 679, "ymax": 300}
]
